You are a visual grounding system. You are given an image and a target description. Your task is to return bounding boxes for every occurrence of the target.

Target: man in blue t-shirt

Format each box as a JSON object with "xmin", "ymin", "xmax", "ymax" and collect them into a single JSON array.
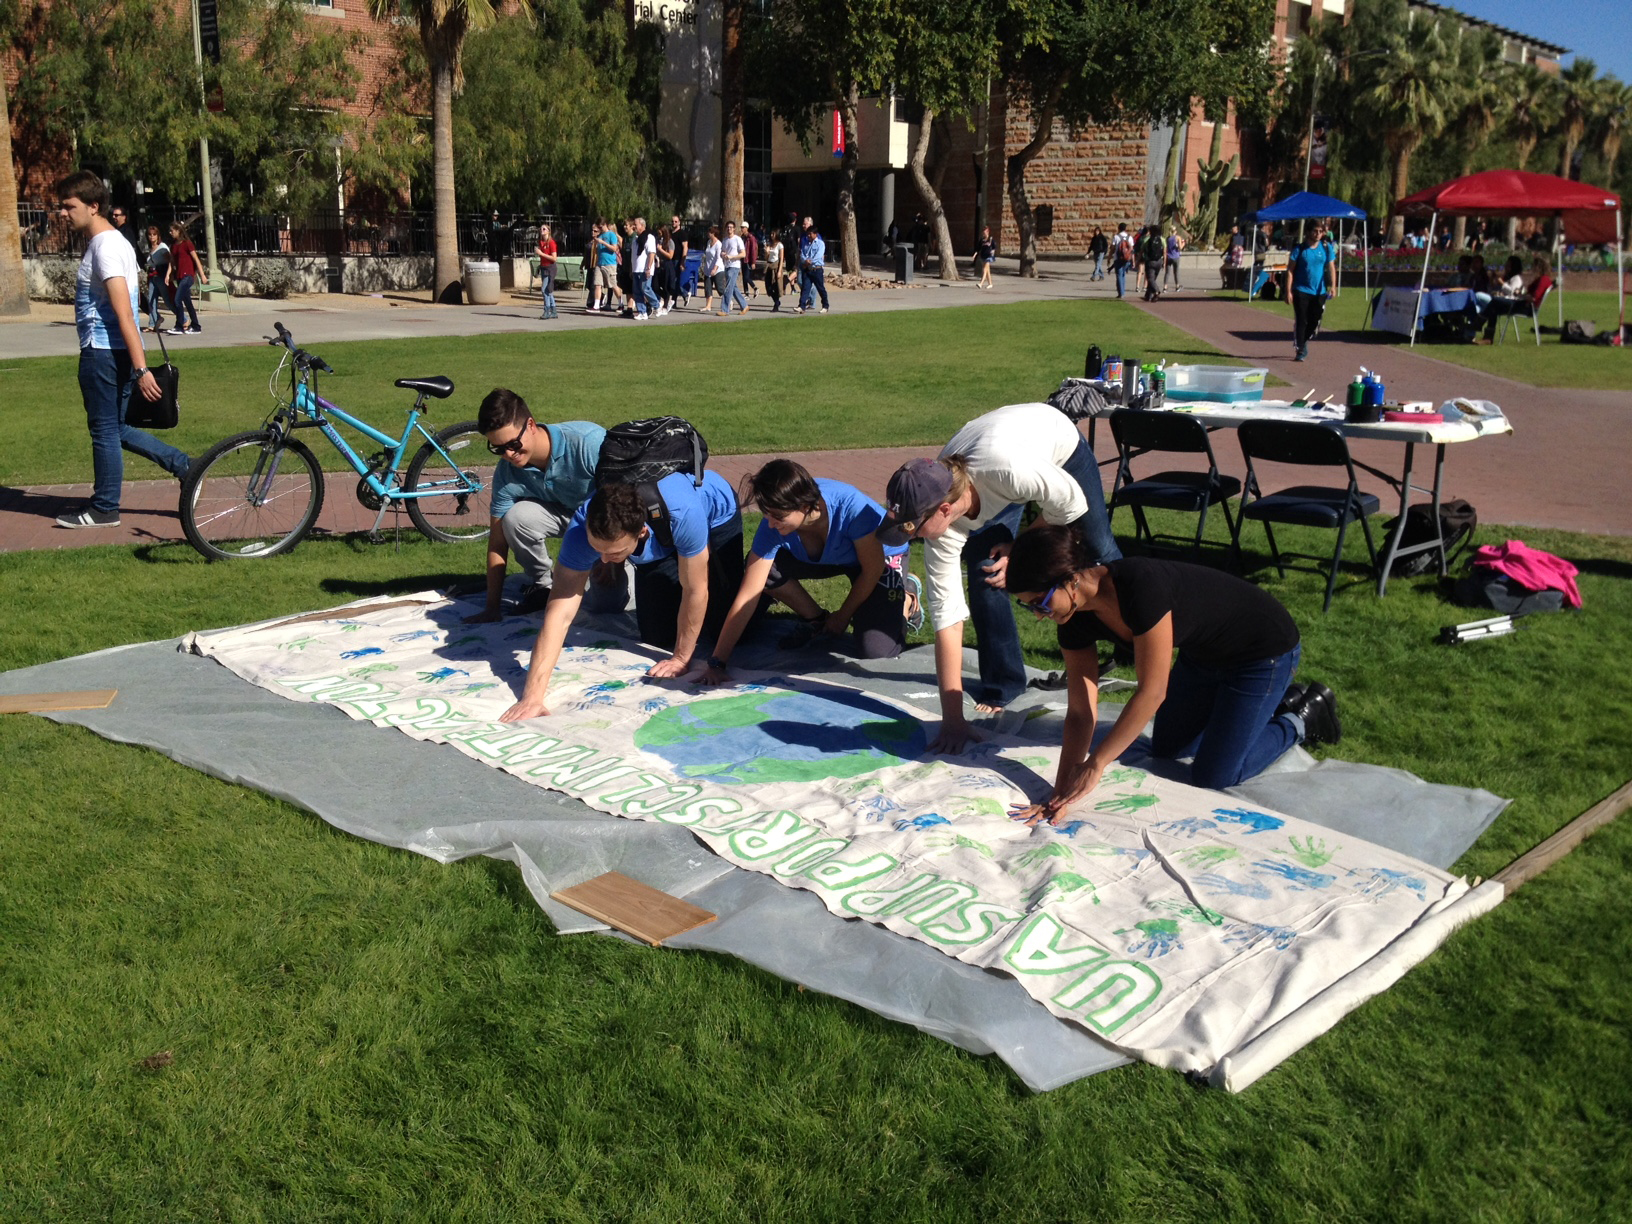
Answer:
[
  {"xmin": 498, "ymin": 470, "xmax": 743, "ymax": 721},
  {"xmin": 468, "ymin": 388, "xmax": 606, "ymax": 620},
  {"xmin": 1283, "ymin": 221, "xmax": 1337, "ymax": 362},
  {"xmin": 797, "ymin": 218, "xmax": 830, "ymax": 313}
]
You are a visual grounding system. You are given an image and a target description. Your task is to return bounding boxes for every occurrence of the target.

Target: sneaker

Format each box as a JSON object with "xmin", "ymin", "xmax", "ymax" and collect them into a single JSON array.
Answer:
[
  {"xmin": 635, "ymin": 312, "xmax": 648, "ymax": 320},
  {"xmin": 1294, "ymin": 351, "xmax": 1306, "ymax": 362},
  {"xmin": 794, "ymin": 307, "xmax": 805, "ymax": 315},
  {"xmin": 187, "ymin": 326, "xmax": 203, "ymax": 333},
  {"xmin": 165, "ymin": 327, "xmax": 187, "ymax": 335},
  {"xmin": 819, "ymin": 307, "xmax": 828, "ymax": 314},
  {"xmin": 903, "ymin": 573, "xmax": 925, "ymax": 633},
  {"xmin": 514, "ymin": 583, "xmax": 551, "ymax": 614},
  {"xmin": 56, "ymin": 508, "xmax": 121, "ymax": 529}
]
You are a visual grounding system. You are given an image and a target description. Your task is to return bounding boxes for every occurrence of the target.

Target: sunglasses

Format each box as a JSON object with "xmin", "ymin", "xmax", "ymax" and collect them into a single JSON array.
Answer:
[
  {"xmin": 486, "ymin": 420, "xmax": 531, "ymax": 457},
  {"xmin": 1016, "ymin": 583, "xmax": 1061, "ymax": 617}
]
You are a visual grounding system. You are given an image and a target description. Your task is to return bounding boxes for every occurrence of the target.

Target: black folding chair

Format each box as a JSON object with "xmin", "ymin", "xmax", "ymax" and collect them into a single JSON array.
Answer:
[
  {"xmin": 1235, "ymin": 419, "xmax": 1381, "ymax": 613},
  {"xmin": 1108, "ymin": 409, "xmax": 1242, "ymax": 567}
]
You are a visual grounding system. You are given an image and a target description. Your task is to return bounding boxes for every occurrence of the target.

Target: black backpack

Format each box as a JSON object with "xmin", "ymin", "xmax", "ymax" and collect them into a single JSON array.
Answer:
[
  {"xmin": 593, "ymin": 416, "xmax": 710, "ymax": 549},
  {"xmin": 1385, "ymin": 498, "xmax": 1477, "ymax": 576}
]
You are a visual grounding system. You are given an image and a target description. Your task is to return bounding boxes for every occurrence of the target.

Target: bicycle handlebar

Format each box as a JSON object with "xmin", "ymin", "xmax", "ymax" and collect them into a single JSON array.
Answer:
[{"xmin": 264, "ymin": 321, "xmax": 333, "ymax": 373}]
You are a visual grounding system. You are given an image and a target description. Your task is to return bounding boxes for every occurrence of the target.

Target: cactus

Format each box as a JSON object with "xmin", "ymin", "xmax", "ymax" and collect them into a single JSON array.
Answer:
[{"xmin": 1191, "ymin": 122, "xmax": 1238, "ymax": 250}]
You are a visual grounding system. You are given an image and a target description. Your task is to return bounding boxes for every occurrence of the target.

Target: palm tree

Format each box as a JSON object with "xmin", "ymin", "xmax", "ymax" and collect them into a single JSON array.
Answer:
[
  {"xmin": 367, "ymin": 0, "xmax": 529, "ymax": 304},
  {"xmin": 1591, "ymin": 75, "xmax": 1630, "ymax": 187},
  {"xmin": 1555, "ymin": 58, "xmax": 1599, "ymax": 179},
  {"xmin": 1356, "ymin": 15, "xmax": 1454, "ymax": 245},
  {"xmin": 1443, "ymin": 28, "xmax": 1503, "ymax": 246},
  {"xmin": 1, "ymin": 71, "xmax": 28, "ymax": 317},
  {"xmin": 1504, "ymin": 63, "xmax": 1561, "ymax": 174}
]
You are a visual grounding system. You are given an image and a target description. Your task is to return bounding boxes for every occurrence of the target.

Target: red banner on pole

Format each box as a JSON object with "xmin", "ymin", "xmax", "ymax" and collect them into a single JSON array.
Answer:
[{"xmin": 832, "ymin": 110, "xmax": 845, "ymax": 159}]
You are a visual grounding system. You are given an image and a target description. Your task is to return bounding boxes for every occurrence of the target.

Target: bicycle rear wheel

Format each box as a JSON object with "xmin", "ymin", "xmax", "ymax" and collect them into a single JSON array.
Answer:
[
  {"xmin": 181, "ymin": 430, "xmax": 325, "ymax": 560},
  {"xmin": 404, "ymin": 420, "xmax": 494, "ymax": 543}
]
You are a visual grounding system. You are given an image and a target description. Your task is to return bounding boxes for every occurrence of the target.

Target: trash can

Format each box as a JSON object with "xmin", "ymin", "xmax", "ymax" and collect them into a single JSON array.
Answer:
[
  {"xmin": 464, "ymin": 260, "xmax": 501, "ymax": 305},
  {"xmin": 894, "ymin": 243, "xmax": 914, "ymax": 284}
]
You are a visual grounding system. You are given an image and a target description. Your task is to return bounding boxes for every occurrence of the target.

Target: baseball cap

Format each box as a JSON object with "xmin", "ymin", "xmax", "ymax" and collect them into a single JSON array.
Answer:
[{"xmin": 877, "ymin": 458, "xmax": 953, "ymax": 547}]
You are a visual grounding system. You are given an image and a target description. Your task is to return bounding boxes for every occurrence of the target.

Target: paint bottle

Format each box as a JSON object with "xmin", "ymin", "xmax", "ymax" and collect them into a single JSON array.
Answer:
[
  {"xmin": 1347, "ymin": 376, "xmax": 1366, "ymax": 410},
  {"xmin": 1365, "ymin": 373, "xmax": 1386, "ymax": 408}
]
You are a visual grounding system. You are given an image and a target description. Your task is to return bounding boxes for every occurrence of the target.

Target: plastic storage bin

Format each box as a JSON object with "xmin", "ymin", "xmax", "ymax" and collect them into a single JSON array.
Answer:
[
  {"xmin": 1164, "ymin": 364, "xmax": 1268, "ymax": 403},
  {"xmin": 463, "ymin": 260, "xmax": 501, "ymax": 305}
]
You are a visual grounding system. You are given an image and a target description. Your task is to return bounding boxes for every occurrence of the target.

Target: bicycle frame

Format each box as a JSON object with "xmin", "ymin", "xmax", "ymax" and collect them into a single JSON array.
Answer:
[{"xmin": 282, "ymin": 380, "xmax": 478, "ymax": 504}]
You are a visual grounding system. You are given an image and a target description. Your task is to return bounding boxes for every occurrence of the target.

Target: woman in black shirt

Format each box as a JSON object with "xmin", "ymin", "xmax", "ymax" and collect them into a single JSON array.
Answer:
[{"xmin": 1005, "ymin": 525, "xmax": 1339, "ymax": 823}]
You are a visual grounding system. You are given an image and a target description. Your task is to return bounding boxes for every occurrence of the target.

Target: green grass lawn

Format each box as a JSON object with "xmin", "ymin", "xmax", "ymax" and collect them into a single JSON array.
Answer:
[
  {"xmin": 0, "ymin": 300, "xmax": 1237, "ymax": 488},
  {"xmin": 3, "ymin": 506, "xmax": 1631, "ymax": 1221},
  {"xmin": 1221, "ymin": 289, "xmax": 1631, "ymax": 390},
  {"xmin": 4, "ymin": 302, "xmax": 1631, "ymax": 1220}
]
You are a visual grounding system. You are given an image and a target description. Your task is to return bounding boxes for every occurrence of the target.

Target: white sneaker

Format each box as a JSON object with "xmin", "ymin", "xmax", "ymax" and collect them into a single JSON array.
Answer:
[{"xmin": 56, "ymin": 508, "xmax": 121, "ymax": 528}]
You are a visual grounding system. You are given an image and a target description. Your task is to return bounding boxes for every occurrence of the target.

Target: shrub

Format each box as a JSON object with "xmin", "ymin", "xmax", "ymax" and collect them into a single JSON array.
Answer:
[
  {"xmin": 247, "ymin": 259, "xmax": 294, "ymax": 299},
  {"xmin": 35, "ymin": 258, "xmax": 80, "ymax": 304}
]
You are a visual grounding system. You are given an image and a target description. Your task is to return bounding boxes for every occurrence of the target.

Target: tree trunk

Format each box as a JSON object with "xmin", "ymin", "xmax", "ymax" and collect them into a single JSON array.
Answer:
[
  {"xmin": 1386, "ymin": 133, "xmax": 1418, "ymax": 247},
  {"xmin": 0, "ymin": 72, "xmax": 29, "ymax": 317},
  {"xmin": 972, "ymin": 79, "xmax": 990, "ymax": 239},
  {"xmin": 1159, "ymin": 122, "xmax": 1187, "ymax": 230},
  {"xmin": 908, "ymin": 109, "xmax": 960, "ymax": 282},
  {"xmin": 836, "ymin": 84, "xmax": 861, "ymax": 276},
  {"xmin": 1006, "ymin": 74, "xmax": 1065, "ymax": 279},
  {"xmin": 719, "ymin": 0, "xmax": 745, "ymax": 224},
  {"xmin": 429, "ymin": 44, "xmax": 462, "ymax": 303}
]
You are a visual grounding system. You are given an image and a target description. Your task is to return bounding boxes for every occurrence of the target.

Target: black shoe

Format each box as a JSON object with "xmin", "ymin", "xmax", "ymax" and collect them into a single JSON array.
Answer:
[
  {"xmin": 514, "ymin": 583, "xmax": 551, "ymax": 614},
  {"xmin": 777, "ymin": 615, "xmax": 830, "ymax": 651},
  {"xmin": 1287, "ymin": 681, "xmax": 1341, "ymax": 746},
  {"xmin": 1275, "ymin": 682, "xmax": 1307, "ymax": 718}
]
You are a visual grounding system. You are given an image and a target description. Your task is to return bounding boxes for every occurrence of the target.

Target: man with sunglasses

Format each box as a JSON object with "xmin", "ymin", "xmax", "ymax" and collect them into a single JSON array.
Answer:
[{"xmin": 467, "ymin": 388, "xmax": 606, "ymax": 622}]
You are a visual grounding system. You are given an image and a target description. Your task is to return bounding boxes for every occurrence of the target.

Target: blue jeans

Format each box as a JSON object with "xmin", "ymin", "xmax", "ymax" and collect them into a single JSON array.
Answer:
[
  {"xmin": 539, "ymin": 269, "xmax": 556, "ymax": 316},
  {"xmin": 144, "ymin": 281, "xmax": 169, "ymax": 329},
  {"xmin": 79, "ymin": 347, "xmax": 193, "ymax": 515},
  {"xmin": 634, "ymin": 271, "xmax": 660, "ymax": 316},
  {"xmin": 172, "ymin": 274, "xmax": 199, "ymax": 330},
  {"xmin": 1059, "ymin": 433, "xmax": 1122, "ymax": 567},
  {"xmin": 964, "ymin": 502, "xmax": 1028, "ymax": 706},
  {"xmin": 800, "ymin": 265, "xmax": 828, "ymax": 310},
  {"xmin": 1149, "ymin": 645, "xmax": 1302, "ymax": 789},
  {"xmin": 1091, "ymin": 253, "xmax": 1105, "ymax": 280},
  {"xmin": 1113, "ymin": 262, "xmax": 1127, "ymax": 297},
  {"xmin": 721, "ymin": 267, "xmax": 747, "ymax": 312}
]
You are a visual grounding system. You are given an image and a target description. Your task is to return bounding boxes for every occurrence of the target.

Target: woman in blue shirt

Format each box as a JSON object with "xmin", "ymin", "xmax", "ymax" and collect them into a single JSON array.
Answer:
[
  {"xmin": 702, "ymin": 460, "xmax": 919, "ymax": 682},
  {"xmin": 499, "ymin": 470, "xmax": 742, "ymax": 721}
]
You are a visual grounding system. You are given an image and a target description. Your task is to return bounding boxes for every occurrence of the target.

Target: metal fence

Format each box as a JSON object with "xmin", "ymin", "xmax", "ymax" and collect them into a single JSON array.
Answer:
[{"xmin": 16, "ymin": 202, "xmax": 589, "ymax": 261}]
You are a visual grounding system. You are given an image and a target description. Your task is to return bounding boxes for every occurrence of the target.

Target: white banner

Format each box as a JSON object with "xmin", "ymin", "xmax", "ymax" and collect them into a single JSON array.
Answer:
[{"xmin": 186, "ymin": 594, "xmax": 1479, "ymax": 1081}]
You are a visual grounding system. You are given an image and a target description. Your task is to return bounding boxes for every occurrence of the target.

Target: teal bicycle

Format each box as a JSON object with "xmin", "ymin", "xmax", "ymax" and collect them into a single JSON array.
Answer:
[{"xmin": 180, "ymin": 322, "xmax": 493, "ymax": 560}]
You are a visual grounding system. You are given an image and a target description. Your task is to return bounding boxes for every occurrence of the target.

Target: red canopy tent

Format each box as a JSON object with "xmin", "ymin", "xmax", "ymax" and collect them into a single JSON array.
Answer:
[{"xmin": 1396, "ymin": 170, "xmax": 1624, "ymax": 346}]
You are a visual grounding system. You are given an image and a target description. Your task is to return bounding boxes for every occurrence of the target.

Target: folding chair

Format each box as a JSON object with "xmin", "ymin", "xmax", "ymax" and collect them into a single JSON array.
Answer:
[
  {"xmin": 1108, "ymin": 409, "xmax": 1242, "ymax": 567},
  {"xmin": 1234, "ymin": 420, "xmax": 1381, "ymax": 613},
  {"xmin": 1495, "ymin": 283, "xmax": 1552, "ymax": 346}
]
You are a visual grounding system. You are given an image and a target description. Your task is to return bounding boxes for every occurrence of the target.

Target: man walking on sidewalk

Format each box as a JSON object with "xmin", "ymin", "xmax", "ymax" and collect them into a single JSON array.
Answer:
[
  {"xmin": 1282, "ymin": 221, "xmax": 1336, "ymax": 362},
  {"xmin": 53, "ymin": 169, "xmax": 193, "ymax": 529}
]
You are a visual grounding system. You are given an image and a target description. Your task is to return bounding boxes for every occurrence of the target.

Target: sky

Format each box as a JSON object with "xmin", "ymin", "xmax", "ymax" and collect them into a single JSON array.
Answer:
[{"xmin": 1445, "ymin": 0, "xmax": 1632, "ymax": 83}]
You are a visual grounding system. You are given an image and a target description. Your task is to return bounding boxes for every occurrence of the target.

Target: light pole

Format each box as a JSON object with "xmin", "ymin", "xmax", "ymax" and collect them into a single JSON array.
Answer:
[{"xmin": 190, "ymin": 0, "xmax": 219, "ymax": 284}]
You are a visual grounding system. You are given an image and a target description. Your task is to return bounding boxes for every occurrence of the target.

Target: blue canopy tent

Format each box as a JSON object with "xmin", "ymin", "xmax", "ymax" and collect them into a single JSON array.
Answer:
[{"xmin": 1237, "ymin": 190, "xmax": 1370, "ymax": 304}]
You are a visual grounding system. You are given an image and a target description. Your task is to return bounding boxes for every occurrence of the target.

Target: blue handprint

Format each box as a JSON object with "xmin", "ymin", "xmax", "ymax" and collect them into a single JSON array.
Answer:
[
  {"xmin": 391, "ymin": 630, "xmax": 442, "ymax": 643},
  {"xmin": 639, "ymin": 697, "xmax": 670, "ymax": 714},
  {"xmin": 893, "ymin": 813, "xmax": 950, "ymax": 832},
  {"xmin": 1347, "ymin": 867, "xmax": 1430, "ymax": 901},
  {"xmin": 1194, "ymin": 872, "xmax": 1272, "ymax": 900},
  {"xmin": 339, "ymin": 647, "xmax": 384, "ymax": 660},
  {"xmin": 416, "ymin": 667, "xmax": 469, "ymax": 684},
  {"xmin": 1153, "ymin": 817, "xmax": 1220, "ymax": 838},
  {"xmin": 1251, "ymin": 859, "xmax": 1335, "ymax": 891},
  {"xmin": 1212, "ymin": 807, "xmax": 1285, "ymax": 834},
  {"xmin": 1222, "ymin": 922, "xmax": 1299, "ymax": 951},
  {"xmin": 1117, "ymin": 918, "xmax": 1183, "ymax": 959}
]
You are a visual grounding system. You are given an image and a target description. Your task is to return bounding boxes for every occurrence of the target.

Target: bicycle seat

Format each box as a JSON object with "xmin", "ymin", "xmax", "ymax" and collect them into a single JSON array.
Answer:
[{"xmin": 395, "ymin": 376, "xmax": 455, "ymax": 399}]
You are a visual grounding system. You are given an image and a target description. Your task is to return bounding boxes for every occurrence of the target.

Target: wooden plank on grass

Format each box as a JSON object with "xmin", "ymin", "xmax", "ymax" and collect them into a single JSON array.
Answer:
[
  {"xmin": 1492, "ymin": 779, "xmax": 1632, "ymax": 896},
  {"xmin": 0, "ymin": 689, "xmax": 118, "ymax": 714},
  {"xmin": 551, "ymin": 871, "xmax": 717, "ymax": 946},
  {"xmin": 267, "ymin": 599, "xmax": 438, "ymax": 628}
]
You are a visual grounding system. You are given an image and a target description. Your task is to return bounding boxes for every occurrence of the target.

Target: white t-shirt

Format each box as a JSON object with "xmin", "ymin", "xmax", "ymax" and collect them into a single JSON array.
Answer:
[
  {"xmin": 923, "ymin": 403, "xmax": 1091, "ymax": 631},
  {"xmin": 633, "ymin": 232, "xmax": 656, "ymax": 275},
  {"xmin": 721, "ymin": 235, "xmax": 745, "ymax": 268},
  {"xmin": 705, "ymin": 240, "xmax": 723, "ymax": 276},
  {"xmin": 76, "ymin": 228, "xmax": 142, "ymax": 351}
]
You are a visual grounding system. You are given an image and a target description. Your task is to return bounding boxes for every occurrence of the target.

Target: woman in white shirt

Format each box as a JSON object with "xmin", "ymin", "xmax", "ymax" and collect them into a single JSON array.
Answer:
[
  {"xmin": 878, "ymin": 403, "xmax": 1122, "ymax": 752},
  {"xmin": 700, "ymin": 226, "xmax": 723, "ymax": 313}
]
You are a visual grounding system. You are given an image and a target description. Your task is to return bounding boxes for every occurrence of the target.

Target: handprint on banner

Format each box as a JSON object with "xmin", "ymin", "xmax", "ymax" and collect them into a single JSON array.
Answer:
[
  {"xmin": 348, "ymin": 663, "xmax": 398, "ymax": 679},
  {"xmin": 1212, "ymin": 807, "xmax": 1285, "ymax": 834},
  {"xmin": 859, "ymin": 794, "xmax": 907, "ymax": 822},
  {"xmin": 1178, "ymin": 844, "xmax": 1240, "ymax": 870},
  {"xmin": 339, "ymin": 647, "xmax": 384, "ymax": 660},
  {"xmin": 416, "ymin": 667, "xmax": 470, "ymax": 684},
  {"xmin": 1347, "ymin": 867, "xmax": 1430, "ymax": 900},
  {"xmin": 1276, "ymin": 835, "xmax": 1339, "ymax": 868},
  {"xmin": 1034, "ymin": 871, "xmax": 1099, "ymax": 905},
  {"xmin": 1017, "ymin": 842, "xmax": 1075, "ymax": 870},
  {"xmin": 278, "ymin": 635, "xmax": 319, "ymax": 652},
  {"xmin": 1101, "ymin": 766, "xmax": 1148, "ymax": 788},
  {"xmin": 1149, "ymin": 898, "xmax": 1226, "ymax": 926},
  {"xmin": 1252, "ymin": 859, "xmax": 1336, "ymax": 891},
  {"xmin": 1222, "ymin": 921, "xmax": 1300, "ymax": 951},
  {"xmin": 1195, "ymin": 872, "xmax": 1273, "ymax": 900},
  {"xmin": 391, "ymin": 630, "xmax": 442, "ymax": 644},
  {"xmin": 893, "ymin": 813, "xmax": 950, "ymax": 832},
  {"xmin": 1118, "ymin": 918, "xmax": 1183, "ymax": 959},
  {"xmin": 1095, "ymin": 792, "xmax": 1159, "ymax": 815},
  {"xmin": 923, "ymin": 833, "xmax": 995, "ymax": 859},
  {"xmin": 1154, "ymin": 817, "xmax": 1221, "ymax": 839}
]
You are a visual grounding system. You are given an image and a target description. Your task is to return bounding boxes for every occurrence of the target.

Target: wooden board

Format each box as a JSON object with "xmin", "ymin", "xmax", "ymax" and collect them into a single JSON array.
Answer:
[
  {"xmin": 1493, "ymin": 779, "xmax": 1632, "ymax": 896},
  {"xmin": 551, "ymin": 871, "xmax": 717, "ymax": 946},
  {"xmin": 0, "ymin": 689, "xmax": 118, "ymax": 714},
  {"xmin": 267, "ymin": 599, "xmax": 439, "ymax": 629}
]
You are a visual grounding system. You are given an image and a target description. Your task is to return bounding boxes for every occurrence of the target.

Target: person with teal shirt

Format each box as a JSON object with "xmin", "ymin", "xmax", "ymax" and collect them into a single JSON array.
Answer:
[
  {"xmin": 1283, "ymin": 220, "xmax": 1337, "ymax": 362},
  {"xmin": 499, "ymin": 470, "xmax": 743, "ymax": 721},
  {"xmin": 703, "ymin": 461, "xmax": 922, "ymax": 680}
]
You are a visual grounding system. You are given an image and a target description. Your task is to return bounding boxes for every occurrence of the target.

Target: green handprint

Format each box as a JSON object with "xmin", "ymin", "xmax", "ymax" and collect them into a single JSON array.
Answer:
[
  {"xmin": 279, "ymin": 634, "xmax": 319, "ymax": 652},
  {"xmin": 953, "ymin": 796, "xmax": 1007, "ymax": 819},
  {"xmin": 924, "ymin": 833, "xmax": 994, "ymax": 859},
  {"xmin": 1179, "ymin": 845, "xmax": 1240, "ymax": 870},
  {"xmin": 1094, "ymin": 792, "xmax": 1159, "ymax": 814},
  {"xmin": 348, "ymin": 662, "xmax": 398, "ymax": 679},
  {"xmin": 1101, "ymin": 766, "xmax": 1148, "ymax": 788},
  {"xmin": 1018, "ymin": 843, "xmax": 1074, "ymax": 869},
  {"xmin": 1280, "ymin": 835, "xmax": 1338, "ymax": 869},
  {"xmin": 1036, "ymin": 872, "xmax": 1100, "ymax": 905}
]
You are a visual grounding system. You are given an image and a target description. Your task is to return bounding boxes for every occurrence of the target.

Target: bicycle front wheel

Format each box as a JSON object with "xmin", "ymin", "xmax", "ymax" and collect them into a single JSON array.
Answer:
[
  {"xmin": 181, "ymin": 430, "xmax": 325, "ymax": 560},
  {"xmin": 405, "ymin": 420, "xmax": 494, "ymax": 543}
]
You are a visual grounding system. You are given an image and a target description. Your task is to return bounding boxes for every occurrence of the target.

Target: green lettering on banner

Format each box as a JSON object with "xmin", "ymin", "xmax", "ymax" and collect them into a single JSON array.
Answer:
[
  {"xmin": 920, "ymin": 900, "xmax": 1024, "ymax": 947},
  {"xmin": 1002, "ymin": 913, "xmax": 1110, "ymax": 977},
  {"xmin": 769, "ymin": 837, "xmax": 848, "ymax": 877},
  {"xmin": 598, "ymin": 773, "xmax": 668, "ymax": 806},
  {"xmin": 563, "ymin": 764, "xmax": 637, "ymax": 794},
  {"xmin": 659, "ymin": 796, "xmax": 742, "ymax": 828},
  {"xmin": 890, "ymin": 880, "xmax": 978, "ymax": 925},
  {"xmin": 802, "ymin": 852, "xmax": 896, "ymax": 891},
  {"xmin": 441, "ymin": 722, "xmax": 506, "ymax": 746},
  {"xmin": 505, "ymin": 737, "xmax": 565, "ymax": 764},
  {"xmin": 341, "ymin": 697, "xmax": 391, "ymax": 719},
  {"xmin": 625, "ymin": 785, "xmax": 702, "ymax": 815},
  {"xmin": 695, "ymin": 804, "xmax": 767, "ymax": 832},
  {"xmin": 841, "ymin": 872, "xmax": 939, "ymax": 916},
  {"xmin": 280, "ymin": 675, "xmax": 386, "ymax": 701},
  {"xmin": 465, "ymin": 730, "xmax": 541, "ymax": 760},
  {"xmin": 1052, "ymin": 962, "xmax": 1162, "ymax": 1035},
  {"xmin": 384, "ymin": 697, "xmax": 465, "ymax": 729},
  {"xmin": 728, "ymin": 811, "xmax": 819, "ymax": 861}
]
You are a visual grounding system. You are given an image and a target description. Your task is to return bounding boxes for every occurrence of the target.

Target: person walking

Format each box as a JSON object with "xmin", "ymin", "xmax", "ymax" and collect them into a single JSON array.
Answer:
[
  {"xmin": 762, "ymin": 227, "xmax": 784, "ymax": 312},
  {"xmin": 1164, "ymin": 229, "xmax": 1184, "ymax": 290},
  {"xmin": 976, "ymin": 225, "xmax": 996, "ymax": 288},
  {"xmin": 1140, "ymin": 227, "xmax": 1166, "ymax": 302},
  {"xmin": 590, "ymin": 219, "xmax": 620, "ymax": 313},
  {"xmin": 700, "ymin": 225, "xmax": 723, "ymax": 312},
  {"xmin": 52, "ymin": 170, "xmax": 194, "ymax": 529},
  {"xmin": 142, "ymin": 224, "xmax": 172, "ymax": 333},
  {"xmin": 166, "ymin": 222, "xmax": 202, "ymax": 334},
  {"xmin": 1088, "ymin": 227, "xmax": 1108, "ymax": 281},
  {"xmin": 536, "ymin": 222, "xmax": 558, "ymax": 319},
  {"xmin": 877, "ymin": 402, "xmax": 1123, "ymax": 753},
  {"xmin": 630, "ymin": 216, "xmax": 660, "ymax": 320},
  {"xmin": 719, "ymin": 220, "xmax": 749, "ymax": 315},
  {"xmin": 1111, "ymin": 222, "xmax": 1133, "ymax": 299},
  {"xmin": 654, "ymin": 222, "xmax": 677, "ymax": 315},
  {"xmin": 742, "ymin": 222, "xmax": 759, "ymax": 299},
  {"xmin": 797, "ymin": 217, "xmax": 829, "ymax": 314},
  {"xmin": 1282, "ymin": 219, "xmax": 1336, "ymax": 361},
  {"xmin": 670, "ymin": 215, "xmax": 691, "ymax": 308}
]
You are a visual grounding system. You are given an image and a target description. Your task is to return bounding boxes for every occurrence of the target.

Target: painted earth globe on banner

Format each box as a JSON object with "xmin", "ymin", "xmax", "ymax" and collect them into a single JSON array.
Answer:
[{"xmin": 634, "ymin": 688, "xmax": 926, "ymax": 785}]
